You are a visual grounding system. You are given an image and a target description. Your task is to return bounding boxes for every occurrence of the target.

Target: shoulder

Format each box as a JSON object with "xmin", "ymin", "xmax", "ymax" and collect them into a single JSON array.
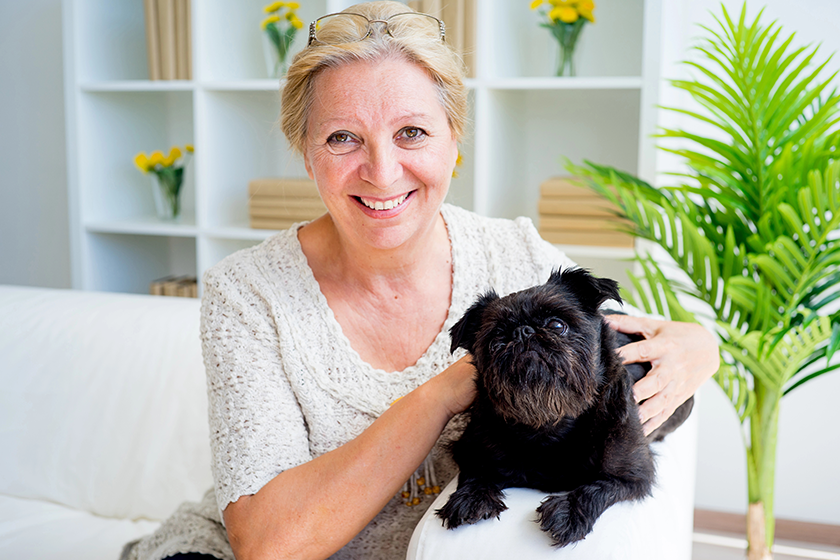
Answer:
[{"xmin": 443, "ymin": 204, "xmax": 577, "ymax": 295}]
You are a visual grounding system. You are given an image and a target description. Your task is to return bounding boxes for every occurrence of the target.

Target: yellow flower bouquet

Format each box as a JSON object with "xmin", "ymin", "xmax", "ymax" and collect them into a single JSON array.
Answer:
[
  {"xmin": 530, "ymin": 0, "xmax": 596, "ymax": 76},
  {"xmin": 261, "ymin": 1, "xmax": 304, "ymax": 78},
  {"xmin": 134, "ymin": 144, "xmax": 194, "ymax": 220}
]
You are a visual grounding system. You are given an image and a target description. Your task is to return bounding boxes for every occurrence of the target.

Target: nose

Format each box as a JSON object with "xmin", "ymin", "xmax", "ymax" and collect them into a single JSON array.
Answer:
[
  {"xmin": 513, "ymin": 325, "xmax": 535, "ymax": 343},
  {"xmin": 359, "ymin": 140, "xmax": 403, "ymax": 190}
]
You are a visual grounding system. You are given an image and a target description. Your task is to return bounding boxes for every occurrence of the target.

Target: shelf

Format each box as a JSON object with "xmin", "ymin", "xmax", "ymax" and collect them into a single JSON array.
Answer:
[
  {"xmin": 85, "ymin": 216, "xmax": 198, "ymax": 237},
  {"xmin": 554, "ymin": 244, "xmax": 636, "ymax": 260},
  {"xmin": 80, "ymin": 80, "xmax": 196, "ymax": 92},
  {"xmin": 65, "ymin": 0, "xmax": 661, "ymax": 293},
  {"xmin": 481, "ymin": 77, "xmax": 643, "ymax": 91},
  {"xmin": 201, "ymin": 80, "xmax": 285, "ymax": 91}
]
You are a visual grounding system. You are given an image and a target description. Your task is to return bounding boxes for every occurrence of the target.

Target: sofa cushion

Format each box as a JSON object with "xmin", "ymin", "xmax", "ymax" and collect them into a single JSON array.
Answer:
[
  {"xmin": 0, "ymin": 493, "xmax": 160, "ymax": 560},
  {"xmin": 0, "ymin": 286, "xmax": 212, "ymax": 522}
]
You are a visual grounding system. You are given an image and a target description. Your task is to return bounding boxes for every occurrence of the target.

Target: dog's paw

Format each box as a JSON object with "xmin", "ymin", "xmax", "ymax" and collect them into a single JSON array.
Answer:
[
  {"xmin": 536, "ymin": 494, "xmax": 593, "ymax": 547},
  {"xmin": 436, "ymin": 486, "xmax": 508, "ymax": 529}
]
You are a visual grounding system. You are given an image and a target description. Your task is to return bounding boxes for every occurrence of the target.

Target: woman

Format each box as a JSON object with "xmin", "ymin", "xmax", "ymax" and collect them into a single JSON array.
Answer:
[{"xmin": 125, "ymin": 3, "xmax": 719, "ymax": 559}]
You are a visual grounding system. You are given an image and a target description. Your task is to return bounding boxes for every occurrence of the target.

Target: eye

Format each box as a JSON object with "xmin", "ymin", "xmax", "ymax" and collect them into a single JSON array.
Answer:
[
  {"xmin": 326, "ymin": 131, "xmax": 359, "ymax": 153},
  {"xmin": 491, "ymin": 339, "xmax": 506, "ymax": 354},
  {"xmin": 546, "ymin": 318, "xmax": 568, "ymax": 335},
  {"xmin": 397, "ymin": 126, "xmax": 427, "ymax": 144}
]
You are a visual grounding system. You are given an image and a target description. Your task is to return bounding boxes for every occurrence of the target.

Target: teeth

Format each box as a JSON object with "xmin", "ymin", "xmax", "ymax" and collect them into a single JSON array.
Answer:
[{"xmin": 360, "ymin": 193, "xmax": 408, "ymax": 211}]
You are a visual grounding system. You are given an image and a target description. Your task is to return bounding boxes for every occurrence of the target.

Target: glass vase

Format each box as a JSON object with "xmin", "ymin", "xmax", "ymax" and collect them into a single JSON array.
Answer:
[
  {"xmin": 262, "ymin": 29, "xmax": 292, "ymax": 79},
  {"xmin": 151, "ymin": 168, "xmax": 183, "ymax": 220},
  {"xmin": 550, "ymin": 20, "xmax": 586, "ymax": 77}
]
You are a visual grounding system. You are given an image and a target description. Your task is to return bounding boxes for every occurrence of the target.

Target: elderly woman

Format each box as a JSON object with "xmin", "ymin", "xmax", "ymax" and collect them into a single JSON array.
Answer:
[{"xmin": 124, "ymin": 2, "xmax": 718, "ymax": 560}]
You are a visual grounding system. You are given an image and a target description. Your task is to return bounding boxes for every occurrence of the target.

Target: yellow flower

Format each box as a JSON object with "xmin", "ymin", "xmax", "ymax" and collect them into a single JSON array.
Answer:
[
  {"xmin": 134, "ymin": 152, "xmax": 150, "ymax": 172},
  {"xmin": 261, "ymin": 14, "xmax": 280, "ymax": 30},
  {"xmin": 579, "ymin": 8, "xmax": 595, "ymax": 23},
  {"xmin": 263, "ymin": 2, "xmax": 284, "ymax": 13},
  {"xmin": 290, "ymin": 16, "xmax": 303, "ymax": 29},
  {"xmin": 185, "ymin": 144, "xmax": 194, "ymax": 153},
  {"xmin": 529, "ymin": 0, "xmax": 544, "ymax": 10},
  {"xmin": 285, "ymin": 1, "xmax": 300, "ymax": 9},
  {"xmin": 578, "ymin": 0, "xmax": 595, "ymax": 10},
  {"xmin": 549, "ymin": 6, "xmax": 579, "ymax": 23},
  {"xmin": 148, "ymin": 151, "xmax": 165, "ymax": 167},
  {"xmin": 168, "ymin": 146, "xmax": 182, "ymax": 162}
]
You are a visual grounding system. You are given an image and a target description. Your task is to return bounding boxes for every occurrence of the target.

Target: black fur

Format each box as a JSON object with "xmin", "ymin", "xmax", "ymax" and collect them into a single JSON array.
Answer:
[{"xmin": 437, "ymin": 267, "xmax": 694, "ymax": 547}]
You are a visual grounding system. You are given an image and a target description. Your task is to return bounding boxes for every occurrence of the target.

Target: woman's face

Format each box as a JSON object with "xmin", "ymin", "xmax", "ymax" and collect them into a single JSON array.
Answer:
[{"xmin": 303, "ymin": 56, "xmax": 459, "ymax": 252}]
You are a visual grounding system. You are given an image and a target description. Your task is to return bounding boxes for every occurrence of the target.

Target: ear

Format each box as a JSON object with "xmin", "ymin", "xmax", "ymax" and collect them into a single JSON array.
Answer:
[
  {"xmin": 551, "ymin": 267, "xmax": 622, "ymax": 311},
  {"xmin": 449, "ymin": 290, "xmax": 499, "ymax": 354}
]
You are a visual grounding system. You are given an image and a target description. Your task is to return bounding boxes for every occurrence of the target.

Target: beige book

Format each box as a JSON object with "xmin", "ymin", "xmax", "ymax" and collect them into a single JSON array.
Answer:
[
  {"xmin": 538, "ymin": 230, "xmax": 635, "ymax": 248},
  {"xmin": 421, "ymin": 0, "xmax": 443, "ymax": 18},
  {"xmin": 143, "ymin": 0, "xmax": 161, "ymax": 80},
  {"xmin": 149, "ymin": 274, "xmax": 176, "ymax": 295},
  {"xmin": 462, "ymin": 0, "xmax": 476, "ymax": 77},
  {"xmin": 249, "ymin": 206, "xmax": 326, "ymax": 220},
  {"xmin": 157, "ymin": 0, "xmax": 177, "ymax": 80},
  {"xmin": 248, "ymin": 178, "xmax": 320, "ymax": 198},
  {"xmin": 442, "ymin": 0, "xmax": 464, "ymax": 56},
  {"xmin": 249, "ymin": 197, "xmax": 326, "ymax": 210},
  {"xmin": 174, "ymin": 0, "xmax": 190, "ymax": 80},
  {"xmin": 539, "ymin": 215, "xmax": 631, "ymax": 232},
  {"xmin": 538, "ymin": 199, "xmax": 617, "ymax": 217},
  {"xmin": 250, "ymin": 217, "xmax": 306, "ymax": 230}
]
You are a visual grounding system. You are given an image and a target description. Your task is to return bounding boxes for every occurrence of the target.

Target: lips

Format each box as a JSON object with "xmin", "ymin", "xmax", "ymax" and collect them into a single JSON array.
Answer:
[{"xmin": 353, "ymin": 190, "xmax": 415, "ymax": 218}]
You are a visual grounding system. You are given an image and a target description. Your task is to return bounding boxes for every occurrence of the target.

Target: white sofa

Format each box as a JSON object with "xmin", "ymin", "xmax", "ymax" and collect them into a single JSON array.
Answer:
[
  {"xmin": 0, "ymin": 286, "xmax": 212, "ymax": 560},
  {"xmin": 0, "ymin": 285, "xmax": 699, "ymax": 560}
]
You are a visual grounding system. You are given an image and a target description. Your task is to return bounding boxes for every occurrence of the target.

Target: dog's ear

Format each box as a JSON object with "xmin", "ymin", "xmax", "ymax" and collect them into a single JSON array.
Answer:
[
  {"xmin": 550, "ymin": 267, "xmax": 622, "ymax": 311},
  {"xmin": 450, "ymin": 290, "xmax": 499, "ymax": 354}
]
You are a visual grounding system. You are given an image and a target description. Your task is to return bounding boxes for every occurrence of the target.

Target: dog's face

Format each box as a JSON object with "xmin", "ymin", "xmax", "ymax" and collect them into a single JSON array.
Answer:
[{"xmin": 451, "ymin": 268, "xmax": 621, "ymax": 428}]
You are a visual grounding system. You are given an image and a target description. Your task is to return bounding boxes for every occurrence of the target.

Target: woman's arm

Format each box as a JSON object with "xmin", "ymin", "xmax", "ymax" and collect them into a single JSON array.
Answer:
[
  {"xmin": 223, "ymin": 355, "xmax": 476, "ymax": 560},
  {"xmin": 603, "ymin": 314, "xmax": 720, "ymax": 436}
]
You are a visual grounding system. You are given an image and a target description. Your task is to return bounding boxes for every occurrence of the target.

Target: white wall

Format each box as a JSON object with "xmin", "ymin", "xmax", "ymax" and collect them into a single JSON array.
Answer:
[
  {"xmin": 655, "ymin": 0, "xmax": 840, "ymax": 525},
  {"xmin": 0, "ymin": 0, "xmax": 71, "ymax": 288}
]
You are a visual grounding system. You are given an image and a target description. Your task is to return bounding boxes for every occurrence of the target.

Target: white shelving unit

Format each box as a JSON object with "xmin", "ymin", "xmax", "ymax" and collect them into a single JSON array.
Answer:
[{"xmin": 63, "ymin": 0, "xmax": 661, "ymax": 294}]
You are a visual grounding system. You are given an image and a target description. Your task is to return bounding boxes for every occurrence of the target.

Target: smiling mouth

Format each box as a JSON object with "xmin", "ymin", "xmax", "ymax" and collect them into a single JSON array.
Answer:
[{"xmin": 356, "ymin": 192, "xmax": 412, "ymax": 211}]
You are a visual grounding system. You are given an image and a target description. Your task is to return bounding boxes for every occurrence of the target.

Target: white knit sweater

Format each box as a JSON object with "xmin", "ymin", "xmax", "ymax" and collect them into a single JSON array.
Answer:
[{"xmin": 126, "ymin": 204, "xmax": 578, "ymax": 560}]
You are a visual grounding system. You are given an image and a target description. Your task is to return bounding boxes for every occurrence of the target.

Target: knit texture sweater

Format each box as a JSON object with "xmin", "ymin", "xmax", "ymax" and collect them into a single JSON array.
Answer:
[{"xmin": 125, "ymin": 204, "xmax": 577, "ymax": 560}]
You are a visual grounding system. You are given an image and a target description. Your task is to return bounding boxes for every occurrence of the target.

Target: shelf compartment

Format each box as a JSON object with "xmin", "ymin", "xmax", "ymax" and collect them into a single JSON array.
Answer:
[
  {"xmin": 77, "ymin": 90, "xmax": 195, "ymax": 224},
  {"xmin": 82, "ymin": 232, "xmax": 197, "ymax": 294},
  {"xmin": 194, "ymin": 0, "xmax": 327, "ymax": 82},
  {"xmin": 483, "ymin": 0, "xmax": 644, "ymax": 79},
  {"xmin": 481, "ymin": 88, "xmax": 641, "ymax": 223},
  {"xmin": 71, "ymin": 0, "xmax": 150, "ymax": 82},
  {"xmin": 199, "ymin": 89, "xmax": 308, "ymax": 229}
]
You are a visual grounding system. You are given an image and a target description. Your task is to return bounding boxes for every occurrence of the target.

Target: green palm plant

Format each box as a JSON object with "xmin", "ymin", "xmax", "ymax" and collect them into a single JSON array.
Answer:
[{"xmin": 568, "ymin": 4, "xmax": 840, "ymax": 559}]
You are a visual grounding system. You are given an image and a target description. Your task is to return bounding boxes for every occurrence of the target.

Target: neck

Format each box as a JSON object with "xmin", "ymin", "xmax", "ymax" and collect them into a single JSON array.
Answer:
[{"xmin": 299, "ymin": 210, "xmax": 451, "ymax": 294}]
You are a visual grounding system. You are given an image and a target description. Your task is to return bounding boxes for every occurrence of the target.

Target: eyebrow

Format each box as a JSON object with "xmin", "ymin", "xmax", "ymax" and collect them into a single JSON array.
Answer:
[{"xmin": 315, "ymin": 112, "xmax": 434, "ymax": 131}]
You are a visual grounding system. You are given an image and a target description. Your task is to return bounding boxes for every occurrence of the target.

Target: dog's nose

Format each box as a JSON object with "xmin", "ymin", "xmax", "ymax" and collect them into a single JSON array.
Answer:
[{"xmin": 513, "ymin": 325, "xmax": 536, "ymax": 342}]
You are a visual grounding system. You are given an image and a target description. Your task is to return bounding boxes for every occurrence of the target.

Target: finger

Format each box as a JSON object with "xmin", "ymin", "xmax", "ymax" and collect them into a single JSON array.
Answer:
[
  {"xmin": 604, "ymin": 313, "xmax": 658, "ymax": 338},
  {"xmin": 615, "ymin": 338, "xmax": 654, "ymax": 365},
  {"xmin": 633, "ymin": 372, "xmax": 661, "ymax": 403},
  {"xmin": 641, "ymin": 410, "xmax": 668, "ymax": 437}
]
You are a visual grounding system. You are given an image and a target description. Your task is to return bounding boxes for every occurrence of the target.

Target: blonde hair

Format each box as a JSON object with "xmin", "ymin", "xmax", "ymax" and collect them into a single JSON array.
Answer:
[{"xmin": 280, "ymin": 1, "xmax": 468, "ymax": 156}]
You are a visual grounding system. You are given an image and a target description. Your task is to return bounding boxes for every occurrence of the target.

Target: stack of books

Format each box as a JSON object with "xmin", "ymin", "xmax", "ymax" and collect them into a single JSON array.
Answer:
[
  {"xmin": 407, "ymin": 0, "xmax": 477, "ymax": 77},
  {"xmin": 149, "ymin": 275, "xmax": 197, "ymax": 298},
  {"xmin": 143, "ymin": 0, "xmax": 192, "ymax": 80},
  {"xmin": 248, "ymin": 178, "xmax": 326, "ymax": 230},
  {"xmin": 537, "ymin": 177, "xmax": 634, "ymax": 248}
]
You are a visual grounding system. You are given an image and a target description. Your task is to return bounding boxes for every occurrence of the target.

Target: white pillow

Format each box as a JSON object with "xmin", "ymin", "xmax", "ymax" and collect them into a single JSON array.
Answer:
[{"xmin": 408, "ymin": 412, "xmax": 698, "ymax": 560}]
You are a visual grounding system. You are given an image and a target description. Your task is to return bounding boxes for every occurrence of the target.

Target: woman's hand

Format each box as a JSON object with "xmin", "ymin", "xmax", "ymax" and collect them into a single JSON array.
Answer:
[
  {"xmin": 421, "ymin": 354, "xmax": 477, "ymax": 418},
  {"xmin": 604, "ymin": 314, "xmax": 720, "ymax": 436}
]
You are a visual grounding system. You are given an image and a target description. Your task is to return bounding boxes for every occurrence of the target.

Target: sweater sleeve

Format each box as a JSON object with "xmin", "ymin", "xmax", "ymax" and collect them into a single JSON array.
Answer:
[{"xmin": 200, "ymin": 261, "xmax": 313, "ymax": 519}]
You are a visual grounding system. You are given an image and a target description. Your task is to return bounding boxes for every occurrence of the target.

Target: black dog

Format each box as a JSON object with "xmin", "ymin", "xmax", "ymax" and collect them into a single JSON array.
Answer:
[{"xmin": 436, "ymin": 268, "xmax": 693, "ymax": 547}]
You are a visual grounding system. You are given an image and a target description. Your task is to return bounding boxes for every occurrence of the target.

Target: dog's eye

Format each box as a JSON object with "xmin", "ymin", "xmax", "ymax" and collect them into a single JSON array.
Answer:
[{"xmin": 547, "ymin": 319, "xmax": 568, "ymax": 335}]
